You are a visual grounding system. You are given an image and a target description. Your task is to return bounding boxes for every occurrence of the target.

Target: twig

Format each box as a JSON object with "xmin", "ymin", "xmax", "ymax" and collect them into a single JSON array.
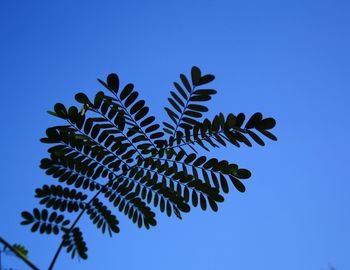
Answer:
[{"xmin": 0, "ymin": 237, "xmax": 39, "ymax": 270}]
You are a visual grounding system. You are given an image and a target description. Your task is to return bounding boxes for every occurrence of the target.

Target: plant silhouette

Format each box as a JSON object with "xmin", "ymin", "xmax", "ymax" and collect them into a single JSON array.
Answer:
[{"xmin": 21, "ymin": 66, "xmax": 277, "ymax": 269}]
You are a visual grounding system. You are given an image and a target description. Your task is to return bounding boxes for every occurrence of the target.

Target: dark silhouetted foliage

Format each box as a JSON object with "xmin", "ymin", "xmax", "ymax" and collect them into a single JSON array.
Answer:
[{"xmin": 21, "ymin": 66, "xmax": 277, "ymax": 269}]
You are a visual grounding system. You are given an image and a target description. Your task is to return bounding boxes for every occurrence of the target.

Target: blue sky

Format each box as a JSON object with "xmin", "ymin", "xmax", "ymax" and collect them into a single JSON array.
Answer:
[{"xmin": 0, "ymin": 0, "xmax": 349, "ymax": 269}]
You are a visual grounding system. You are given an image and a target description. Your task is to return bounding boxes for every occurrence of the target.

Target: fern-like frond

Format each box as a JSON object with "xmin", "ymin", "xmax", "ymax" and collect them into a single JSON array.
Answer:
[
  {"xmin": 119, "ymin": 159, "xmax": 190, "ymax": 216},
  {"xmin": 159, "ymin": 112, "xmax": 277, "ymax": 152},
  {"xmin": 35, "ymin": 185, "xmax": 88, "ymax": 213},
  {"xmin": 96, "ymin": 75, "xmax": 164, "ymax": 156},
  {"xmin": 102, "ymin": 178, "xmax": 157, "ymax": 229},
  {"xmin": 42, "ymin": 126, "xmax": 124, "ymax": 178},
  {"xmin": 22, "ymin": 67, "xmax": 278, "ymax": 267},
  {"xmin": 135, "ymin": 155, "xmax": 224, "ymax": 212},
  {"xmin": 62, "ymin": 227, "xmax": 88, "ymax": 260},
  {"xmin": 163, "ymin": 66, "xmax": 216, "ymax": 134},
  {"xmin": 86, "ymin": 198, "xmax": 120, "ymax": 236},
  {"xmin": 147, "ymin": 151, "xmax": 249, "ymax": 194},
  {"xmin": 40, "ymin": 157, "xmax": 104, "ymax": 191},
  {"xmin": 21, "ymin": 209, "xmax": 70, "ymax": 235}
]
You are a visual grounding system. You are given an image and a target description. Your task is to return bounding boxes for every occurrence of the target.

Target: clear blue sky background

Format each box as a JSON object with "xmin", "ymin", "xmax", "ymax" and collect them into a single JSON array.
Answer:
[{"xmin": 0, "ymin": 1, "xmax": 349, "ymax": 269}]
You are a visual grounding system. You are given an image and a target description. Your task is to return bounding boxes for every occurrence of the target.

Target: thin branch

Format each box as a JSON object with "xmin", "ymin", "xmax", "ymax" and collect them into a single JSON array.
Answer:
[
  {"xmin": 47, "ymin": 183, "xmax": 107, "ymax": 270},
  {"xmin": 0, "ymin": 237, "xmax": 39, "ymax": 270}
]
